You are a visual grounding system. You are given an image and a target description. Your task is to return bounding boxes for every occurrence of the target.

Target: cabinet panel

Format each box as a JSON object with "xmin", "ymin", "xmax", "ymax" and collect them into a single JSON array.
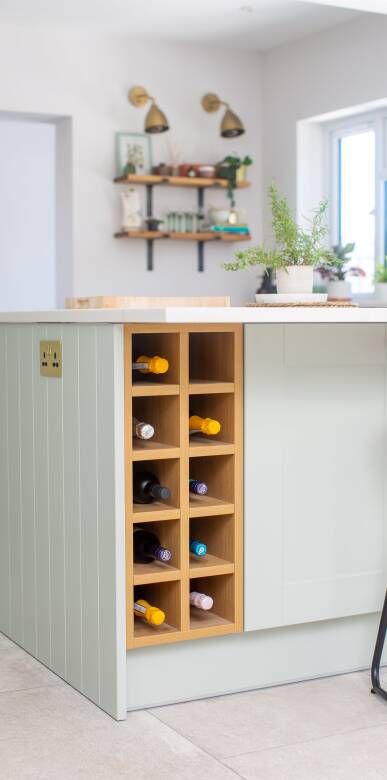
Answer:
[{"xmin": 244, "ymin": 324, "xmax": 387, "ymax": 632}]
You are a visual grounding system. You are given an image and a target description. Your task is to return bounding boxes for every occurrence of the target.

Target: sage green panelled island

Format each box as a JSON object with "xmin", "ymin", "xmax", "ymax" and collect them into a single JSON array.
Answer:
[{"xmin": 0, "ymin": 306, "xmax": 386, "ymax": 720}]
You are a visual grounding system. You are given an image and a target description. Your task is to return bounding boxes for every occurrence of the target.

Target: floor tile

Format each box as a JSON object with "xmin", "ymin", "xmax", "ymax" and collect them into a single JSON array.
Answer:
[
  {"xmin": 0, "ymin": 631, "xmax": 14, "ymax": 650},
  {"xmin": 0, "ymin": 645, "xmax": 62, "ymax": 693},
  {"xmin": 151, "ymin": 672, "xmax": 387, "ymax": 759},
  {"xmin": 0, "ymin": 685, "xmax": 237, "ymax": 779},
  {"xmin": 225, "ymin": 723, "xmax": 387, "ymax": 779}
]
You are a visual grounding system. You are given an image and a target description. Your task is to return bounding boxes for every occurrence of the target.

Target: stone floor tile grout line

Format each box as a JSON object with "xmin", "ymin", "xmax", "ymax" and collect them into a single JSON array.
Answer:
[
  {"xmin": 222, "ymin": 720, "xmax": 387, "ymax": 762},
  {"xmin": 148, "ymin": 710, "xmax": 245, "ymax": 779},
  {"xmin": 0, "ymin": 681, "xmax": 63, "ymax": 697}
]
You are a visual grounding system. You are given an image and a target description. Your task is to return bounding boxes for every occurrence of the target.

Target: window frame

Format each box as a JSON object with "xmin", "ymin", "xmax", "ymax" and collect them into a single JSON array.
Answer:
[{"xmin": 325, "ymin": 109, "xmax": 387, "ymax": 295}]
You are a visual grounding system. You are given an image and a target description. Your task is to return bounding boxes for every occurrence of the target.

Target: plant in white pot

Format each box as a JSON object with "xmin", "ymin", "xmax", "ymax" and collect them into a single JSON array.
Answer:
[
  {"xmin": 224, "ymin": 184, "xmax": 337, "ymax": 294},
  {"xmin": 375, "ymin": 260, "xmax": 387, "ymax": 302},
  {"xmin": 318, "ymin": 242, "xmax": 365, "ymax": 300}
]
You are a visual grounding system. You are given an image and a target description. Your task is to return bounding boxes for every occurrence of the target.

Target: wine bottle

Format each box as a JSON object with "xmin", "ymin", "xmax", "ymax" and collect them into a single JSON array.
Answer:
[
  {"xmin": 133, "ymin": 417, "xmax": 155, "ymax": 440},
  {"xmin": 190, "ymin": 592, "xmax": 213, "ymax": 611},
  {"xmin": 134, "ymin": 526, "xmax": 172, "ymax": 564},
  {"xmin": 189, "ymin": 415, "xmax": 221, "ymax": 436},
  {"xmin": 190, "ymin": 540, "xmax": 207, "ymax": 557},
  {"xmin": 133, "ymin": 469, "xmax": 171, "ymax": 504},
  {"xmin": 189, "ymin": 478, "xmax": 208, "ymax": 496},
  {"xmin": 132, "ymin": 355, "xmax": 169, "ymax": 375},
  {"xmin": 134, "ymin": 599, "xmax": 165, "ymax": 626}
]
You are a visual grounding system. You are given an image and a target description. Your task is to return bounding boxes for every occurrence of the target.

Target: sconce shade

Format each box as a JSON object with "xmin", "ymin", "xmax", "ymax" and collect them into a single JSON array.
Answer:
[
  {"xmin": 145, "ymin": 102, "xmax": 169, "ymax": 134},
  {"xmin": 129, "ymin": 85, "xmax": 170, "ymax": 134},
  {"xmin": 220, "ymin": 108, "xmax": 245, "ymax": 138}
]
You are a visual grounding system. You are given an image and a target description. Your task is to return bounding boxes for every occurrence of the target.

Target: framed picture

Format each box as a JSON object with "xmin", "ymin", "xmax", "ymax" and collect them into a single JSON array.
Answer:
[{"xmin": 115, "ymin": 132, "xmax": 152, "ymax": 177}]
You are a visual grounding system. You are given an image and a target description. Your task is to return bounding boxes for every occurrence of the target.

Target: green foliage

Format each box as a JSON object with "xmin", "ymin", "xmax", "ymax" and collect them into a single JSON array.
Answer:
[
  {"xmin": 375, "ymin": 259, "xmax": 387, "ymax": 283},
  {"xmin": 318, "ymin": 242, "xmax": 363, "ymax": 281},
  {"xmin": 224, "ymin": 184, "xmax": 337, "ymax": 272},
  {"xmin": 242, "ymin": 155, "xmax": 253, "ymax": 166}
]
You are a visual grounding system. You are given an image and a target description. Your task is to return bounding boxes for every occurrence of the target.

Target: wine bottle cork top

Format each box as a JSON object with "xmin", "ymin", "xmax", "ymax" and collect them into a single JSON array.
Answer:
[
  {"xmin": 149, "ymin": 356, "xmax": 169, "ymax": 374},
  {"xmin": 203, "ymin": 418, "xmax": 221, "ymax": 435}
]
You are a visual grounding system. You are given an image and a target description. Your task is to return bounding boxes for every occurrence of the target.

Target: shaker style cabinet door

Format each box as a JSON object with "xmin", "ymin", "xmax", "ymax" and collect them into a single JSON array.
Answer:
[{"xmin": 244, "ymin": 324, "xmax": 387, "ymax": 632}]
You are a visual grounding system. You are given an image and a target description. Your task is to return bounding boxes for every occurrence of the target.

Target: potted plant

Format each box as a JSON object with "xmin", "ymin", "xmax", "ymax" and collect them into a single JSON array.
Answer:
[
  {"xmin": 224, "ymin": 184, "xmax": 337, "ymax": 294},
  {"xmin": 375, "ymin": 260, "xmax": 387, "ymax": 302},
  {"xmin": 318, "ymin": 243, "xmax": 365, "ymax": 300},
  {"xmin": 237, "ymin": 155, "xmax": 253, "ymax": 183}
]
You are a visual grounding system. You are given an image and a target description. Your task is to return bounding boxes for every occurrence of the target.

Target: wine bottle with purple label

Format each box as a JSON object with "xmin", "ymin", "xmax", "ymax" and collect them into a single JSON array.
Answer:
[
  {"xmin": 133, "ymin": 527, "xmax": 172, "ymax": 564},
  {"xmin": 189, "ymin": 478, "xmax": 208, "ymax": 496}
]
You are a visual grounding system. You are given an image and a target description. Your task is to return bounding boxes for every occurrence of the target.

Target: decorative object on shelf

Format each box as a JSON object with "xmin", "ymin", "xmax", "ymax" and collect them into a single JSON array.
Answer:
[
  {"xmin": 152, "ymin": 163, "xmax": 173, "ymax": 176},
  {"xmin": 166, "ymin": 211, "xmax": 200, "ymax": 233},
  {"xmin": 224, "ymin": 184, "xmax": 338, "ymax": 295},
  {"xmin": 237, "ymin": 156, "xmax": 253, "ymax": 183},
  {"xmin": 144, "ymin": 216, "xmax": 164, "ymax": 231},
  {"xmin": 178, "ymin": 163, "xmax": 216, "ymax": 179},
  {"xmin": 120, "ymin": 188, "xmax": 142, "ymax": 230},
  {"xmin": 375, "ymin": 260, "xmax": 387, "ymax": 302},
  {"xmin": 256, "ymin": 268, "xmax": 276, "ymax": 295},
  {"xmin": 318, "ymin": 242, "xmax": 364, "ymax": 301},
  {"xmin": 211, "ymin": 225, "xmax": 249, "ymax": 236},
  {"xmin": 217, "ymin": 155, "xmax": 242, "ymax": 208},
  {"xmin": 116, "ymin": 132, "xmax": 152, "ymax": 177},
  {"xmin": 208, "ymin": 206, "xmax": 232, "ymax": 226},
  {"xmin": 201, "ymin": 93, "xmax": 245, "ymax": 138},
  {"xmin": 128, "ymin": 85, "xmax": 169, "ymax": 134}
]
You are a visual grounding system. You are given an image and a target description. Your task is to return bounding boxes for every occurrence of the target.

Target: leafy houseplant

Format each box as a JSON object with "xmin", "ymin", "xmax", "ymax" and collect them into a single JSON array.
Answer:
[
  {"xmin": 237, "ymin": 155, "xmax": 253, "ymax": 183},
  {"xmin": 317, "ymin": 243, "xmax": 365, "ymax": 300},
  {"xmin": 224, "ymin": 184, "xmax": 337, "ymax": 294}
]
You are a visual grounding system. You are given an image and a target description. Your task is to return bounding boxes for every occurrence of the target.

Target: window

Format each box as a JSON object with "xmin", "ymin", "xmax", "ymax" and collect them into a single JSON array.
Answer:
[{"xmin": 328, "ymin": 111, "xmax": 387, "ymax": 294}]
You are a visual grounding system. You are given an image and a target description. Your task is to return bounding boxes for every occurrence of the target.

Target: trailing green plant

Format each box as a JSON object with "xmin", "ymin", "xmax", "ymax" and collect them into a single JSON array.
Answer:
[
  {"xmin": 375, "ymin": 259, "xmax": 387, "ymax": 283},
  {"xmin": 222, "ymin": 155, "xmax": 241, "ymax": 207},
  {"xmin": 224, "ymin": 184, "xmax": 337, "ymax": 272},
  {"xmin": 318, "ymin": 242, "xmax": 365, "ymax": 281}
]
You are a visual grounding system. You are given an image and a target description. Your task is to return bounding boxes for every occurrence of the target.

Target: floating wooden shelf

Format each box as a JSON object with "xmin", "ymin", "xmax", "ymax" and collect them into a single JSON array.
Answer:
[
  {"xmin": 114, "ymin": 174, "xmax": 252, "ymax": 271},
  {"xmin": 114, "ymin": 230, "xmax": 250, "ymax": 243},
  {"xmin": 124, "ymin": 324, "xmax": 243, "ymax": 650},
  {"xmin": 114, "ymin": 173, "xmax": 251, "ymax": 189}
]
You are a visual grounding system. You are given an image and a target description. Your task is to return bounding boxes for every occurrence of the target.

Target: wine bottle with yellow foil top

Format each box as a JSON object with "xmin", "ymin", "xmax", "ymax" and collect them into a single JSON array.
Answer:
[
  {"xmin": 134, "ymin": 599, "xmax": 166, "ymax": 627},
  {"xmin": 132, "ymin": 355, "xmax": 169, "ymax": 375},
  {"xmin": 189, "ymin": 415, "xmax": 221, "ymax": 436}
]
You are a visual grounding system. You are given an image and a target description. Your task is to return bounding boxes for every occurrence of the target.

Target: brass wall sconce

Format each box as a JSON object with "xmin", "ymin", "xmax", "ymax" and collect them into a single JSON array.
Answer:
[
  {"xmin": 201, "ymin": 93, "xmax": 245, "ymax": 138},
  {"xmin": 129, "ymin": 86, "xmax": 169, "ymax": 134}
]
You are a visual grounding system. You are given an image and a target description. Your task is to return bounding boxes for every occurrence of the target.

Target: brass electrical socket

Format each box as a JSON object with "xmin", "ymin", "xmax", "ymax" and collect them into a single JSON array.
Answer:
[{"xmin": 40, "ymin": 340, "xmax": 62, "ymax": 378}]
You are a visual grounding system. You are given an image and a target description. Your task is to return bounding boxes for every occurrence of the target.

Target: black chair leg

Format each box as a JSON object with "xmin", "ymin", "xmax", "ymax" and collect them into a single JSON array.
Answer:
[{"xmin": 371, "ymin": 588, "xmax": 387, "ymax": 700}]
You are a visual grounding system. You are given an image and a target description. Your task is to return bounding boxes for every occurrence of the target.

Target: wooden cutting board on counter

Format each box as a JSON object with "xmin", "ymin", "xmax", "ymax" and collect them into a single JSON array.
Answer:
[{"xmin": 66, "ymin": 295, "xmax": 230, "ymax": 309}]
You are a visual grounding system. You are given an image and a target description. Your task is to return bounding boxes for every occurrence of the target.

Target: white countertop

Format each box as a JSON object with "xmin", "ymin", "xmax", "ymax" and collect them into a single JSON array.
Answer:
[{"xmin": 2, "ymin": 306, "xmax": 387, "ymax": 324}]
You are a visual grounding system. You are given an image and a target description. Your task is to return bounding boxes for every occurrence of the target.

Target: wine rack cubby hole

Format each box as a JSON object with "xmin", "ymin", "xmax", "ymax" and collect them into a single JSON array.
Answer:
[
  {"xmin": 189, "ymin": 392, "xmax": 234, "ymax": 454},
  {"xmin": 132, "ymin": 458, "xmax": 180, "ymax": 517},
  {"xmin": 189, "ymin": 515, "xmax": 234, "ymax": 575},
  {"xmin": 132, "ymin": 332, "xmax": 180, "ymax": 386},
  {"xmin": 190, "ymin": 574, "xmax": 235, "ymax": 631},
  {"xmin": 189, "ymin": 331, "xmax": 235, "ymax": 384},
  {"xmin": 133, "ymin": 395, "xmax": 180, "ymax": 457},
  {"xmin": 133, "ymin": 581, "xmax": 181, "ymax": 643},
  {"xmin": 133, "ymin": 519, "xmax": 180, "ymax": 584},
  {"xmin": 125, "ymin": 324, "xmax": 243, "ymax": 649}
]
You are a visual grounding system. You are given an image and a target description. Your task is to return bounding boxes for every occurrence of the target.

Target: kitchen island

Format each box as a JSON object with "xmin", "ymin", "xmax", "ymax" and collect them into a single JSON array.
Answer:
[{"xmin": 0, "ymin": 307, "xmax": 386, "ymax": 720}]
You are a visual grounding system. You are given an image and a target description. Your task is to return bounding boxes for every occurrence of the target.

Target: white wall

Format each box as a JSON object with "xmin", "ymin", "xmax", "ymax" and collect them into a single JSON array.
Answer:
[
  {"xmin": 262, "ymin": 13, "xmax": 387, "ymax": 224},
  {"xmin": 0, "ymin": 26, "xmax": 262, "ymax": 305},
  {"xmin": 0, "ymin": 119, "xmax": 56, "ymax": 309}
]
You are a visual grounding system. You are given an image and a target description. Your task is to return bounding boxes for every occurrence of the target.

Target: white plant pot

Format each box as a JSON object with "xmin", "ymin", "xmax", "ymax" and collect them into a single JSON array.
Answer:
[
  {"xmin": 276, "ymin": 265, "xmax": 313, "ymax": 294},
  {"xmin": 327, "ymin": 280, "xmax": 351, "ymax": 301},
  {"xmin": 375, "ymin": 283, "xmax": 387, "ymax": 303}
]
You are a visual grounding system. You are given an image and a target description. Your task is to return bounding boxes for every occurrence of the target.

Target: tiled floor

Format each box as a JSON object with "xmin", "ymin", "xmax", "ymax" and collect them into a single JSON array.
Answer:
[{"xmin": 1, "ymin": 632, "xmax": 387, "ymax": 779}]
